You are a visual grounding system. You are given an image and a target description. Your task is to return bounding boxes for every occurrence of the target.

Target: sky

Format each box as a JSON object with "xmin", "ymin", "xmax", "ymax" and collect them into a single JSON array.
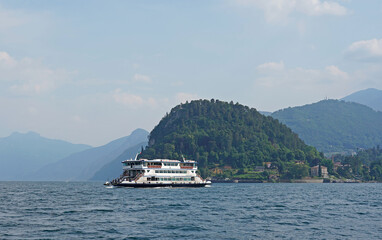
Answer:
[{"xmin": 1, "ymin": 0, "xmax": 382, "ymax": 146}]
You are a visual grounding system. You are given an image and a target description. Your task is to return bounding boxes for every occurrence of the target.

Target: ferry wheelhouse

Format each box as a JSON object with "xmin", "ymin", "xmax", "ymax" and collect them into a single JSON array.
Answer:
[{"xmin": 108, "ymin": 157, "xmax": 211, "ymax": 188}]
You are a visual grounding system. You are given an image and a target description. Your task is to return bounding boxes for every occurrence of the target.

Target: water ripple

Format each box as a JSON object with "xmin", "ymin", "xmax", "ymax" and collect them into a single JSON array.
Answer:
[{"xmin": 1, "ymin": 182, "xmax": 382, "ymax": 239}]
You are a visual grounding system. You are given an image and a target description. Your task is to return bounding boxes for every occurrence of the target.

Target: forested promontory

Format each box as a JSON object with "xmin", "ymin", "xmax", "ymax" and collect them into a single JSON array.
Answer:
[{"xmin": 140, "ymin": 99, "xmax": 324, "ymax": 178}]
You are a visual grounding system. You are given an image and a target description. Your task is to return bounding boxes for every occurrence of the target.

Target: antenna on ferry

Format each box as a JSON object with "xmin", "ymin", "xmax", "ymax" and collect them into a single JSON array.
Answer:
[
  {"xmin": 134, "ymin": 152, "xmax": 140, "ymax": 161},
  {"xmin": 181, "ymin": 154, "xmax": 186, "ymax": 162}
]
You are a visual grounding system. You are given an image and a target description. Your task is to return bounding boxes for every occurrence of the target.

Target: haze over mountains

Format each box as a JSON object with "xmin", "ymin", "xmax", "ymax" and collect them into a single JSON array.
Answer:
[
  {"xmin": 341, "ymin": 88, "xmax": 382, "ymax": 112},
  {"xmin": 30, "ymin": 128, "xmax": 148, "ymax": 181},
  {"xmin": 271, "ymin": 100, "xmax": 382, "ymax": 155},
  {"xmin": 0, "ymin": 132, "xmax": 91, "ymax": 181}
]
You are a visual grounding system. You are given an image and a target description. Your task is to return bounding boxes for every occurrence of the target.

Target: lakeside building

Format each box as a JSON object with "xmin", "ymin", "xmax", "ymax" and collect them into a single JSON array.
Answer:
[
  {"xmin": 311, "ymin": 165, "xmax": 329, "ymax": 178},
  {"xmin": 333, "ymin": 162, "xmax": 342, "ymax": 171},
  {"xmin": 264, "ymin": 162, "xmax": 272, "ymax": 168}
]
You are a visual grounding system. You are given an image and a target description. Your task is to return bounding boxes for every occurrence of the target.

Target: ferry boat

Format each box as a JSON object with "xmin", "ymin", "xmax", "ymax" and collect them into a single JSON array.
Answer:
[{"xmin": 106, "ymin": 156, "xmax": 211, "ymax": 188}]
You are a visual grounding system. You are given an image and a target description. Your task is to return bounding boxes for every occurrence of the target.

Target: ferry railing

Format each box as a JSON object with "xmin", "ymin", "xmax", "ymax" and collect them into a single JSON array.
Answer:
[
  {"xmin": 147, "ymin": 165, "xmax": 162, "ymax": 168},
  {"xmin": 180, "ymin": 166, "xmax": 193, "ymax": 169}
]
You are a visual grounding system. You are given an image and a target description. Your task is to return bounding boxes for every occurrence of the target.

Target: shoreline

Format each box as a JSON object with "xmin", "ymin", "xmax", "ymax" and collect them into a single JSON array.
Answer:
[{"xmin": 211, "ymin": 178, "xmax": 377, "ymax": 183}]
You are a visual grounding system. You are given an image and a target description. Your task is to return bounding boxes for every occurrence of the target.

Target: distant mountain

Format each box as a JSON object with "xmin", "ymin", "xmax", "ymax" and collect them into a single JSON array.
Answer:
[
  {"xmin": 0, "ymin": 132, "xmax": 91, "ymax": 181},
  {"xmin": 90, "ymin": 141, "xmax": 147, "ymax": 181},
  {"xmin": 259, "ymin": 111, "xmax": 272, "ymax": 116},
  {"xmin": 271, "ymin": 100, "xmax": 382, "ymax": 155},
  {"xmin": 30, "ymin": 128, "xmax": 148, "ymax": 181},
  {"xmin": 342, "ymin": 88, "xmax": 382, "ymax": 112}
]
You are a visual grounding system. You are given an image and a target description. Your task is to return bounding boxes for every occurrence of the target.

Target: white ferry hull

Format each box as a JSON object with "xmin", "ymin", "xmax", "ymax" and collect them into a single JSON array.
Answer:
[{"xmin": 114, "ymin": 182, "xmax": 210, "ymax": 188}]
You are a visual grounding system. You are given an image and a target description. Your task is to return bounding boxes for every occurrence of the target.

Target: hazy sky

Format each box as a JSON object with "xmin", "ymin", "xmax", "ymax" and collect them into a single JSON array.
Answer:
[{"xmin": 1, "ymin": 0, "xmax": 382, "ymax": 146}]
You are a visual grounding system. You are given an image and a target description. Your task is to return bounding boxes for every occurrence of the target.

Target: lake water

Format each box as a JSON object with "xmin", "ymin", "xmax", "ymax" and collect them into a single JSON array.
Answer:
[{"xmin": 1, "ymin": 182, "xmax": 382, "ymax": 239}]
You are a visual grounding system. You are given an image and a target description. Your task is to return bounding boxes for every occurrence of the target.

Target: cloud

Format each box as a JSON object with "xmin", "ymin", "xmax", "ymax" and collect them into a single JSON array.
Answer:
[
  {"xmin": 0, "ymin": 51, "xmax": 72, "ymax": 95},
  {"xmin": 325, "ymin": 65, "xmax": 348, "ymax": 79},
  {"xmin": 252, "ymin": 61, "xmax": 360, "ymax": 110},
  {"xmin": 71, "ymin": 115, "xmax": 87, "ymax": 124},
  {"xmin": 133, "ymin": 73, "xmax": 151, "ymax": 83},
  {"xmin": 255, "ymin": 61, "xmax": 350, "ymax": 91},
  {"xmin": 346, "ymin": 38, "xmax": 382, "ymax": 61},
  {"xmin": 112, "ymin": 88, "xmax": 163, "ymax": 109},
  {"xmin": 113, "ymin": 89, "xmax": 144, "ymax": 107},
  {"xmin": 0, "ymin": 51, "xmax": 17, "ymax": 66},
  {"xmin": 234, "ymin": 0, "xmax": 349, "ymax": 22},
  {"xmin": 175, "ymin": 92, "xmax": 199, "ymax": 104},
  {"xmin": 257, "ymin": 61, "xmax": 285, "ymax": 72}
]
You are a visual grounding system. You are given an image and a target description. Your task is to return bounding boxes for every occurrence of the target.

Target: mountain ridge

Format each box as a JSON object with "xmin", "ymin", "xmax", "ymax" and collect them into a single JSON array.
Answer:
[
  {"xmin": 271, "ymin": 99, "xmax": 382, "ymax": 155},
  {"xmin": 341, "ymin": 88, "xmax": 382, "ymax": 112},
  {"xmin": 29, "ymin": 128, "xmax": 149, "ymax": 181},
  {"xmin": 0, "ymin": 132, "xmax": 91, "ymax": 180}
]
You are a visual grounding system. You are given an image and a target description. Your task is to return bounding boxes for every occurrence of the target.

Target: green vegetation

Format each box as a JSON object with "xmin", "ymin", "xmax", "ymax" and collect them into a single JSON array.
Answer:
[
  {"xmin": 333, "ymin": 146, "xmax": 382, "ymax": 181},
  {"xmin": 140, "ymin": 99, "xmax": 325, "ymax": 179},
  {"xmin": 271, "ymin": 100, "xmax": 382, "ymax": 155}
]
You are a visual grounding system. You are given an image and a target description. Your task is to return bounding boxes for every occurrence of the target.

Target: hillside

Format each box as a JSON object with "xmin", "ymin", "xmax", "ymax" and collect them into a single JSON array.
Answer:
[
  {"xmin": 30, "ymin": 128, "xmax": 148, "ymax": 181},
  {"xmin": 140, "ymin": 99, "xmax": 323, "ymax": 177},
  {"xmin": 342, "ymin": 88, "xmax": 382, "ymax": 112},
  {"xmin": 271, "ymin": 100, "xmax": 382, "ymax": 155},
  {"xmin": 0, "ymin": 132, "xmax": 91, "ymax": 181}
]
